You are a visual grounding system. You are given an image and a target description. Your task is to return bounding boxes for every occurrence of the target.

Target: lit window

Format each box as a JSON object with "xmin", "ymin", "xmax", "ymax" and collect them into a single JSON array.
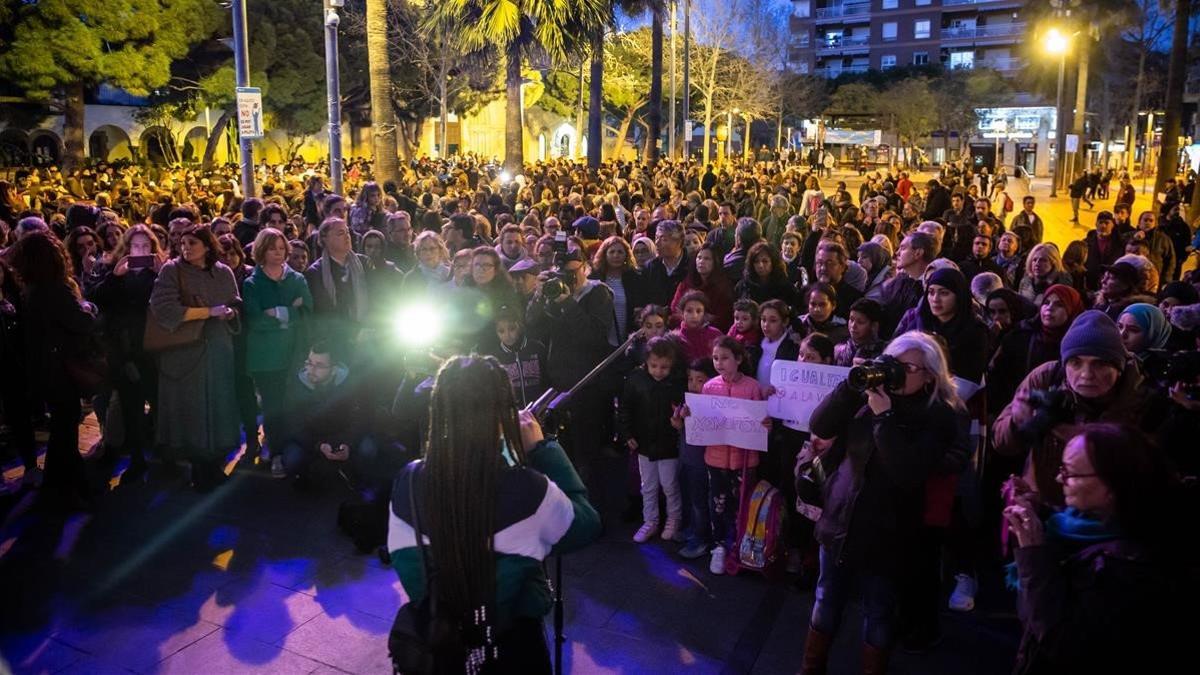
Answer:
[
  {"xmin": 914, "ymin": 20, "xmax": 931, "ymax": 39},
  {"xmin": 794, "ymin": 0, "xmax": 811, "ymax": 18},
  {"xmin": 882, "ymin": 0, "xmax": 898, "ymax": 8},
  {"xmin": 882, "ymin": 22, "xmax": 898, "ymax": 41}
]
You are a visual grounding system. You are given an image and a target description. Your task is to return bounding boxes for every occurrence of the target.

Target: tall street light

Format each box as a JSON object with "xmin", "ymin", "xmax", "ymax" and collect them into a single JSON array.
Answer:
[
  {"xmin": 324, "ymin": 0, "xmax": 344, "ymax": 196},
  {"xmin": 1045, "ymin": 27, "xmax": 1069, "ymax": 198}
]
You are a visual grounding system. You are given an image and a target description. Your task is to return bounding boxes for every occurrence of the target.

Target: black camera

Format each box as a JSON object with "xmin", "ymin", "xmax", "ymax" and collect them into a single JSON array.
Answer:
[
  {"xmin": 543, "ymin": 231, "xmax": 574, "ymax": 301},
  {"xmin": 847, "ymin": 355, "xmax": 907, "ymax": 392}
]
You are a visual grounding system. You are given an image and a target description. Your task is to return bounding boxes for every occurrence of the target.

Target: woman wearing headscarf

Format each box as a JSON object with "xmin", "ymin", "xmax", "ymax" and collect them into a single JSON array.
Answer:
[
  {"xmin": 856, "ymin": 241, "xmax": 893, "ymax": 302},
  {"xmin": 894, "ymin": 267, "xmax": 990, "ymax": 383},
  {"xmin": 1117, "ymin": 303, "xmax": 1171, "ymax": 363},
  {"xmin": 987, "ymin": 285, "xmax": 1085, "ymax": 415},
  {"xmin": 1157, "ymin": 281, "xmax": 1199, "ymax": 351}
]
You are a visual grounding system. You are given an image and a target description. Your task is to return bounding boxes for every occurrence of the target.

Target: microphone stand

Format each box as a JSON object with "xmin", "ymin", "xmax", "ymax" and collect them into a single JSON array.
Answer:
[{"xmin": 523, "ymin": 331, "xmax": 639, "ymax": 675}]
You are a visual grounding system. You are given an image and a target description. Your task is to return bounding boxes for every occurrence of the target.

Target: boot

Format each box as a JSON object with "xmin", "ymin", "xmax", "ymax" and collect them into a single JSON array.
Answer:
[
  {"xmin": 862, "ymin": 643, "xmax": 890, "ymax": 675},
  {"xmin": 801, "ymin": 626, "xmax": 833, "ymax": 675}
]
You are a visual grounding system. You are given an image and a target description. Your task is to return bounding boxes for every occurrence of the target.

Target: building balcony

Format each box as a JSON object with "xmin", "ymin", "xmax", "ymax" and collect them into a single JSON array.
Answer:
[
  {"xmin": 815, "ymin": 3, "xmax": 871, "ymax": 22},
  {"xmin": 815, "ymin": 33, "xmax": 871, "ymax": 54},
  {"xmin": 816, "ymin": 64, "xmax": 870, "ymax": 78},
  {"xmin": 942, "ymin": 0, "xmax": 1024, "ymax": 8},
  {"xmin": 941, "ymin": 22, "xmax": 1026, "ymax": 41},
  {"xmin": 975, "ymin": 56, "xmax": 1024, "ymax": 72}
]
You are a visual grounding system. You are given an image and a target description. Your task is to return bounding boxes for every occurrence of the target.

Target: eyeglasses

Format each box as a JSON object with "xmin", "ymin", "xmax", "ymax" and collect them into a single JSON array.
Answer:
[
  {"xmin": 898, "ymin": 361, "xmax": 925, "ymax": 374},
  {"xmin": 472, "ymin": 261, "xmax": 496, "ymax": 270},
  {"xmin": 1057, "ymin": 466, "xmax": 1098, "ymax": 482}
]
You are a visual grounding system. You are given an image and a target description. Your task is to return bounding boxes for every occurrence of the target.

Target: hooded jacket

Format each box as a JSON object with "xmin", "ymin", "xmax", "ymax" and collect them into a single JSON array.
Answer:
[
  {"xmin": 284, "ymin": 363, "xmax": 368, "ymax": 449},
  {"xmin": 526, "ymin": 279, "xmax": 615, "ymax": 390}
]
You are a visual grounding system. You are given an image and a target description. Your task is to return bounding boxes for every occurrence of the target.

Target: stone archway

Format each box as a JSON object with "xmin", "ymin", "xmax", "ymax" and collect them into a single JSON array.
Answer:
[
  {"xmin": 89, "ymin": 125, "xmax": 133, "ymax": 161},
  {"xmin": 182, "ymin": 126, "xmax": 208, "ymax": 164},
  {"xmin": 29, "ymin": 131, "xmax": 63, "ymax": 165},
  {"xmin": 0, "ymin": 128, "xmax": 30, "ymax": 165},
  {"xmin": 140, "ymin": 126, "xmax": 179, "ymax": 165}
]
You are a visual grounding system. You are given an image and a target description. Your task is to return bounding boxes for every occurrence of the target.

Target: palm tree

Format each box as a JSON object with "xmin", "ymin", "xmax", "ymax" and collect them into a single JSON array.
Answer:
[
  {"xmin": 428, "ymin": 0, "xmax": 608, "ymax": 173},
  {"xmin": 366, "ymin": 0, "xmax": 399, "ymax": 182},
  {"xmin": 1156, "ymin": 0, "xmax": 1189, "ymax": 195}
]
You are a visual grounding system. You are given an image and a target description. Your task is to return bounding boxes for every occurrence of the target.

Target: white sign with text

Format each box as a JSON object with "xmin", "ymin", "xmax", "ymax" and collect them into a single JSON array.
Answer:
[
  {"xmin": 684, "ymin": 393, "xmax": 769, "ymax": 452},
  {"xmin": 768, "ymin": 361, "xmax": 850, "ymax": 433}
]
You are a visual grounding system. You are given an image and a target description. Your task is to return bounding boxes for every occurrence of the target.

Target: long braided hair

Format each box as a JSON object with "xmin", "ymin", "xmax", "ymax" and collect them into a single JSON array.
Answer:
[{"xmin": 422, "ymin": 355, "xmax": 527, "ymax": 628}]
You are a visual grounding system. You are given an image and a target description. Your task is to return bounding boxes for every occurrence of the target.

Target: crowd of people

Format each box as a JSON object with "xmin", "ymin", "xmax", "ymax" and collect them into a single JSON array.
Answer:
[{"xmin": 1, "ymin": 153, "xmax": 1198, "ymax": 673}]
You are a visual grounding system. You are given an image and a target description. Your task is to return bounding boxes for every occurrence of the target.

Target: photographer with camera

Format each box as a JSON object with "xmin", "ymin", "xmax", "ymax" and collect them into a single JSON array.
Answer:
[
  {"xmin": 526, "ymin": 246, "xmax": 616, "ymax": 485},
  {"xmin": 386, "ymin": 356, "xmax": 600, "ymax": 674},
  {"xmin": 994, "ymin": 311, "xmax": 1155, "ymax": 506},
  {"xmin": 801, "ymin": 332, "xmax": 970, "ymax": 674}
]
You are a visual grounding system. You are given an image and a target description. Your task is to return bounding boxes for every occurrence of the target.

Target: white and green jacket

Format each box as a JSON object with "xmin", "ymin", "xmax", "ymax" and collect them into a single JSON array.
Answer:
[{"xmin": 387, "ymin": 439, "xmax": 601, "ymax": 628}]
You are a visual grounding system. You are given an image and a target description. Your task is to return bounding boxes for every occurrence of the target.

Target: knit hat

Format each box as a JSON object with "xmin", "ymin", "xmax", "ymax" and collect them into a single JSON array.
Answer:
[
  {"xmin": 1119, "ymin": 303, "xmax": 1171, "ymax": 352},
  {"xmin": 571, "ymin": 216, "xmax": 600, "ymax": 240},
  {"xmin": 1060, "ymin": 310, "xmax": 1127, "ymax": 368}
]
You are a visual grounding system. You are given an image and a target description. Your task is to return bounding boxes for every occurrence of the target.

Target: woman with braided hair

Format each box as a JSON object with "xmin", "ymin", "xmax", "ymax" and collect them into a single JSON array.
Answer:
[{"xmin": 386, "ymin": 355, "xmax": 600, "ymax": 673}]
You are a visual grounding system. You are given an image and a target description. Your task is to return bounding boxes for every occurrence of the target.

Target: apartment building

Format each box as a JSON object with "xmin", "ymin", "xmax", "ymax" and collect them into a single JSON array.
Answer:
[{"xmin": 787, "ymin": 0, "xmax": 1027, "ymax": 78}]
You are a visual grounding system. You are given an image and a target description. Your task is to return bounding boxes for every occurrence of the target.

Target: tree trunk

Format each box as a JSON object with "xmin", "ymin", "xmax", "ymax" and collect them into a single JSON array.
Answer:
[
  {"xmin": 702, "ymin": 95, "xmax": 713, "ymax": 166},
  {"xmin": 588, "ymin": 31, "xmax": 604, "ymax": 168},
  {"xmin": 1156, "ymin": 0, "xmax": 1190, "ymax": 193},
  {"xmin": 575, "ymin": 60, "xmax": 586, "ymax": 159},
  {"xmin": 366, "ymin": 0, "xmax": 399, "ymax": 183},
  {"xmin": 202, "ymin": 107, "xmax": 234, "ymax": 169},
  {"xmin": 1128, "ymin": 49, "xmax": 1146, "ymax": 177},
  {"xmin": 647, "ymin": 7, "xmax": 664, "ymax": 166},
  {"xmin": 1072, "ymin": 40, "xmax": 1089, "ymax": 173},
  {"xmin": 62, "ymin": 81, "xmax": 86, "ymax": 172},
  {"xmin": 609, "ymin": 109, "xmax": 638, "ymax": 161},
  {"xmin": 505, "ymin": 43, "xmax": 524, "ymax": 173}
]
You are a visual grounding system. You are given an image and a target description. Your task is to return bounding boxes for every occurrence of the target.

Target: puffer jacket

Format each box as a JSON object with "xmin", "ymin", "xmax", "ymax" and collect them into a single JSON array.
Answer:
[{"xmin": 809, "ymin": 382, "xmax": 970, "ymax": 576}]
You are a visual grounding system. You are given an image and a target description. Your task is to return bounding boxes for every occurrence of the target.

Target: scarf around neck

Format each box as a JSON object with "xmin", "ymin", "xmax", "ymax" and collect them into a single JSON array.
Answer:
[{"xmin": 320, "ymin": 249, "xmax": 368, "ymax": 322}]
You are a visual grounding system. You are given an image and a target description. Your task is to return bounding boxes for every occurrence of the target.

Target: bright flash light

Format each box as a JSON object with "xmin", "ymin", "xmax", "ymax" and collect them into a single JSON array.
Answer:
[
  {"xmin": 499, "ymin": 170, "xmax": 512, "ymax": 183},
  {"xmin": 393, "ymin": 302, "xmax": 443, "ymax": 348},
  {"xmin": 1044, "ymin": 28, "xmax": 1068, "ymax": 55}
]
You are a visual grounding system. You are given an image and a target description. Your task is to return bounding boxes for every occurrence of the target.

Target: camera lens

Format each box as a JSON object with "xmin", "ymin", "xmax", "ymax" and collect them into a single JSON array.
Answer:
[{"xmin": 848, "ymin": 365, "xmax": 887, "ymax": 392}]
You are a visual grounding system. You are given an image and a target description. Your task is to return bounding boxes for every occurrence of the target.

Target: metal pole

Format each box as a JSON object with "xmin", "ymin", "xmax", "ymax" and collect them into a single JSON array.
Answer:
[
  {"xmin": 1142, "ymin": 111, "xmax": 1154, "ymax": 194},
  {"xmin": 1050, "ymin": 53, "xmax": 1065, "ymax": 198},
  {"xmin": 231, "ymin": 0, "xmax": 255, "ymax": 197},
  {"xmin": 682, "ymin": 0, "xmax": 690, "ymax": 162},
  {"xmin": 324, "ymin": 0, "xmax": 344, "ymax": 196},
  {"xmin": 669, "ymin": 1, "xmax": 677, "ymax": 161}
]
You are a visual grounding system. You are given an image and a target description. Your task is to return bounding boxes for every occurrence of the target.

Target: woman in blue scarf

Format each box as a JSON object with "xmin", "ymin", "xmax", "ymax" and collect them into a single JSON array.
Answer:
[
  {"xmin": 1116, "ymin": 302, "xmax": 1171, "ymax": 361},
  {"xmin": 1004, "ymin": 423, "xmax": 1186, "ymax": 675}
]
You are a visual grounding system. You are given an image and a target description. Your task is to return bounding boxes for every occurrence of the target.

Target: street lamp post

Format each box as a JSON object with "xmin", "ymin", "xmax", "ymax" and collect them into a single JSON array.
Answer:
[
  {"xmin": 1045, "ymin": 26, "xmax": 1069, "ymax": 198},
  {"xmin": 323, "ymin": 0, "xmax": 344, "ymax": 196},
  {"xmin": 669, "ymin": 1, "xmax": 676, "ymax": 160},
  {"xmin": 230, "ymin": 0, "xmax": 255, "ymax": 197},
  {"xmin": 727, "ymin": 109, "xmax": 736, "ymax": 164},
  {"xmin": 682, "ymin": 0, "xmax": 690, "ymax": 163}
]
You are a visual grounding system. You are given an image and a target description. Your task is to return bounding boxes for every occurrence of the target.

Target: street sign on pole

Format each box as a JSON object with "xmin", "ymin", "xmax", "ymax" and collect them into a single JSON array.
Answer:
[
  {"xmin": 236, "ymin": 87, "xmax": 264, "ymax": 140},
  {"xmin": 1065, "ymin": 133, "xmax": 1079, "ymax": 153}
]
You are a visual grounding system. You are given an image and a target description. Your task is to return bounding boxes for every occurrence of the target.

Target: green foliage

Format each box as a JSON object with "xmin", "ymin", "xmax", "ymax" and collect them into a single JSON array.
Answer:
[
  {"xmin": 886, "ymin": 77, "xmax": 936, "ymax": 143},
  {"xmin": 824, "ymin": 82, "xmax": 877, "ymax": 127},
  {"xmin": 0, "ymin": 0, "xmax": 221, "ymax": 99},
  {"xmin": 428, "ymin": 0, "xmax": 612, "ymax": 64}
]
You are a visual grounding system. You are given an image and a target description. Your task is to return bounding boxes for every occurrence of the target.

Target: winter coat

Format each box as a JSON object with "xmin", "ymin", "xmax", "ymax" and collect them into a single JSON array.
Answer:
[
  {"xmin": 526, "ymin": 280, "xmax": 615, "ymax": 390},
  {"xmin": 149, "ymin": 259, "xmax": 241, "ymax": 459},
  {"xmin": 700, "ymin": 374, "xmax": 764, "ymax": 470},
  {"xmin": 1083, "ymin": 230, "xmax": 1123, "ymax": 290},
  {"xmin": 893, "ymin": 272, "xmax": 989, "ymax": 383},
  {"xmin": 21, "ymin": 283, "xmax": 98, "ymax": 401},
  {"xmin": 485, "ymin": 336, "xmax": 549, "ymax": 408},
  {"xmin": 283, "ymin": 363, "xmax": 368, "ymax": 449},
  {"xmin": 241, "ymin": 265, "xmax": 313, "ymax": 374},
  {"xmin": 734, "ymin": 276, "xmax": 803, "ymax": 310},
  {"xmin": 671, "ymin": 275, "xmax": 735, "ymax": 332},
  {"xmin": 85, "ymin": 264, "xmax": 157, "ymax": 370},
  {"xmin": 922, "ymin": 185, "xmax": 952, "ymax": 221},
  {"xmin": 1013, "ymin": 538, "xmax": 1187, "ymax": 675},
  {"xmin": 641, "ymin": 255, "xmax": 692, "ymax": 308},
  {"xmin": 809, "ymin": 382, "xmax": 969, "ymax": 576},
  {"xmin": 993, "ymin": 359, "xmax": 1153, "ymax": 505},
  {"xmin": 1124, "ymin": 228, "xmax": 1177, "ymax": 285},
  {"xmin": 618, "ymin": 368, "xmax": 685, "ymax": 461},
  {"xmin": 985, "ymin": 317, "xmax": 1063, "ymax": 415}
]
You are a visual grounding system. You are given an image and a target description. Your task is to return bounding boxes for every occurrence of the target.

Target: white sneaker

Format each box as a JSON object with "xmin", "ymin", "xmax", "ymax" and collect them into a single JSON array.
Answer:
[
  {"xmin": 948, "ymin": 573, "xmax": 977, "ymax": 612},
  {"xmin": 661, "ymin": 519, "xmax": 682, "ymax": 542},
  {"xmin": 633, "ymin": 521, "xmax": 659, "ymax": 543},
  {"xmin": 22, "ymin": 466, "xmax": 44, "ymax": 488},
  {"xmin": 709, "ymin": 545, "xmax": 726, "ymax": 575},
  {"xmin": 270, "ymin": 456, "xmax": 286, "ymax": 479}
]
